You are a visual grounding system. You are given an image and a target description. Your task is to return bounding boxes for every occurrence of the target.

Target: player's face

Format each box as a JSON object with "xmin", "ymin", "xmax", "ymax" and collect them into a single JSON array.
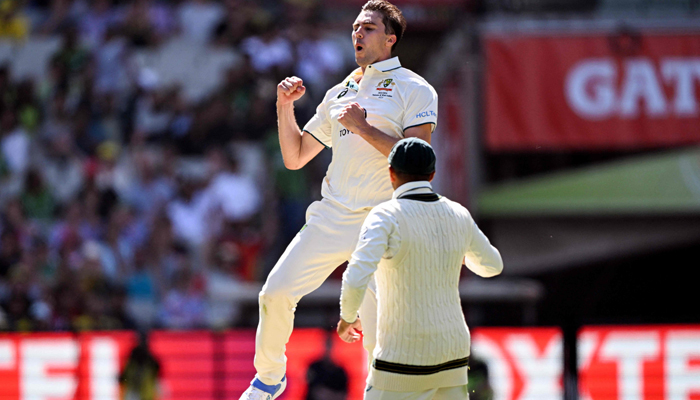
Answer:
[{"xmin": 352, "ymin": 10, "xmax": 394, "ymax": 68}]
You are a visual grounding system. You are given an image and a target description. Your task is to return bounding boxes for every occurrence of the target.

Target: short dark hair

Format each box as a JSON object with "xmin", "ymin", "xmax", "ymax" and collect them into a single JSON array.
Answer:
[
  {"xmin": 391, "ymin": 168, "xmax": 433, "ymax": 183},
  {"xmin": 361, "ymin": 0, "xmax": 407, "ymax": 52}
]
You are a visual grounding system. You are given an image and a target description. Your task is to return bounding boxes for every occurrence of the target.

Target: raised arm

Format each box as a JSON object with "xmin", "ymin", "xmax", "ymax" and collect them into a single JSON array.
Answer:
[{"xmin": 277, "ymin": 76, "xmax": 325, "ymax": 170}]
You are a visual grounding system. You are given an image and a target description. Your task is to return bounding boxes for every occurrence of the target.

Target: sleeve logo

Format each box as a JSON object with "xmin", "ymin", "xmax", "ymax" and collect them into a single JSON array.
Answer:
[{"xmin": 415, "ymin": 110, "xmax": 437, "ymax": 119}]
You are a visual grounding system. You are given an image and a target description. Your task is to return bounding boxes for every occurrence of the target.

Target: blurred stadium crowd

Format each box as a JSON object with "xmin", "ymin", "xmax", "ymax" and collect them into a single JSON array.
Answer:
[{"xmin": 0, "ymin": 0, "xmax": 356, "ymax": 332}]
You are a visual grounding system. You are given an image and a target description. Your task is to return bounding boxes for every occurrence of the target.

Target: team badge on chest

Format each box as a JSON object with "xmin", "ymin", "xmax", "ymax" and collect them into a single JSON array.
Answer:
[{"xmin": 373, "ymin": 79, "xmax": 396, "ymax": 98}]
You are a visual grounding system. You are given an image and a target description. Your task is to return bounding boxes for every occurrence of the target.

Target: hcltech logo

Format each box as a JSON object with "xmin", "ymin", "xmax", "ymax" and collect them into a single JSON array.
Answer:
[{"xmin": 416, "ymin": 110, "xmax": 437, "ymax": 119}]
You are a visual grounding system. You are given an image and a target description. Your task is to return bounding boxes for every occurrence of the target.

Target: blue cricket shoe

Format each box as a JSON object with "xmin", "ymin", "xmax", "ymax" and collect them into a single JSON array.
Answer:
[{"xmin": 239, "ymin": 375, "xmax": 287, "ymax": 400}]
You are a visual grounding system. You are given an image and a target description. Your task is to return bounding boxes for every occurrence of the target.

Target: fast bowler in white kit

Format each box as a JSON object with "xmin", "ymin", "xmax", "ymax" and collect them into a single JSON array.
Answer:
[
  {"xmin": 239, "ymin": 1, "xmax": 439, "ymax": 399},
  {"xmin": 338, "ymin": 138, "xmax": 504, "ymax": 400}
]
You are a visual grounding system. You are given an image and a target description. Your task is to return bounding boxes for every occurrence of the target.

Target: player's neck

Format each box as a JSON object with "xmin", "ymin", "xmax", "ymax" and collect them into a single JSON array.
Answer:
[{"xmin": 357, "ymin": 53, "xmax": 392, "ymax": 77}]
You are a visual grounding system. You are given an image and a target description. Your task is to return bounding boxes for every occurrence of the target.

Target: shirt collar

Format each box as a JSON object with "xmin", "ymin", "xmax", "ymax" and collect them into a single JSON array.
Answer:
[
  {"xmin": 392, "ymin": 181, "xmax": 433, "ymax": 200},
  {"xmin": 369, "ymin": 57, "xmax": 401, "ymax": 72}
]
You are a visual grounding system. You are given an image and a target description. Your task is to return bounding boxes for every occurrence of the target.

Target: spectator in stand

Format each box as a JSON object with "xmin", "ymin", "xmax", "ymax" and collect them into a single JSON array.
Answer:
[
  {"xmin": 51, "ymin": 279, "xmax": 83, "ymax": 331},
  {"xmin": 49, "ymin": 199, "xmax": 93, "ymax": 257},
  {"xmin": 121, "ymin": 148, "xmax": 175, "ymax": 221},
  {"xmin": 124, "ymin": 248, "xmax": 159, "ymax": 328},
  {"xmin": 158, "ymin": 266, "xmax": 206, "ymax": 329},
  {"xmin": 212, "ymin": 0, "xmax": 255, "ymax": 47},
  {"xmin": 3, "ymin": 284, "xmax": 33, "ymax": 331},
  {"xmin": 1, "ymin": 198, "xmax": 34, "ymax": 249},
  {"xmin": 54, "ymin": 25, "xmax": 91, "ymax": 78},
  {"xmin": 32, "ymin": 237, "xmax": 59, "ymax": 290},
  {"xmin": 97, "ymin": 210, "xmax": 132, "ymax": 282},
  {"xmin": 93, "ymin": 93, "xmax": 126, "ymax": 144},
  {"xmin": 204, "ymin": 146, "xmax": 261, "ymax": 223},
  {"xmin": 78, "ymin": 0, "xmax": 119, "ymax": 49},
  {"xmin": 0, "ymin": 229, "xmax": 21, "ymax": 280},
  {"xmin": 0, "ymin": 66, "xmax": 13, "ymax": 105},
  {"xmin": 1, "ymin": 108, "xmax": 30, "ymax": 178},
  {"xmin": 21, "ymin": 169, "xmax": 55, "ymax": 222},
  {"xmin": 40, "ymin": 87, "xmax": 73, "ymax": 142},
  {"xmin": 37, "ymin": 55, "xmax": 69, "ymax": 106},
  {"xmin": 142, "ymin": 213, "xmax": 174, "ymax": 287},
  {"xmin": 133, "ymin": 73, "xmax": 173, "ymax": 142},
  {"xmin": 219, "ymin": 59, "xmax": 256, "ymax": 136},
  {"xmin": 93, "ymin": 141, "xmax": 128, "ymax": 193},
  {"xmin": 241, "ymin": 20, "xmax": 294, "ymax": 76},
  {"xmin": 204, "ymin": 233, "xmax": 245, "ymax": 328},
  {"xmin": 40, "ymin": 133, "xmax": 85, "ymax": 206},
  {"xmin": 93, "ymin": 27, "xmax": 131, "ymax": 95},
  {"xmin": 0, "ymin": 0, "xmax": 29, "ymax": 41},
  {"xmin": 167, "ymin": 87, "xmax": 193, "ymax": 141},
  {"xmin": 15, "ymin": 81, "xmax": 41, "ymax": 134},
  {"xmin": 121, "ymin": 0, "xmax": 176, "ymax": 47},
  {"xmin": 74, "ymin": 103, "xmax": 103, "ymax": 156},
  {"xmin": 0, "ymin": 109, "xmax": 29, "ymax": 206},
  {"xmin": 166, "ymin": 171, "xmax": 212, "ymax": 249},
  {"xmin": 39, "ymin": 0, "xmax": 83, "ymax": 35},
  {"xmin": 177, "ymin": 0, "xmax": 224, "ymax": 44}
]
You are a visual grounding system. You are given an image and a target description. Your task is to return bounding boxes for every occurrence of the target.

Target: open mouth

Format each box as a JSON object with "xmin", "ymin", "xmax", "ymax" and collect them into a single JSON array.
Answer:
[{"xmin": 355, "ymin": 45, "xmax": 364, "ymax": 52}]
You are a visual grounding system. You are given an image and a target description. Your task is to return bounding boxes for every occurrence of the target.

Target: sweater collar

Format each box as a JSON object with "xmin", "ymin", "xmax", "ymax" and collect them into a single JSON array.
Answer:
[{"xmin": 392, "ymin": 181, "xmax": 433, "ymax": 200}]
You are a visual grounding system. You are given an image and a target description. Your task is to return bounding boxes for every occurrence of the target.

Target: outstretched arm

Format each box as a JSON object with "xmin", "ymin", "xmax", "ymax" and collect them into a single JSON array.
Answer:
[{"xmin": 277, "ymin": 76, "xmax": 325, "ymax": 170}]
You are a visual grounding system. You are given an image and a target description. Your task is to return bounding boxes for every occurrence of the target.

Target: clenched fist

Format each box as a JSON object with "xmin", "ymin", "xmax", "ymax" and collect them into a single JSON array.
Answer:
[
  {"xmin": 337, "ymin": 102, "xmax": 368, "ymax": 134},
  {"xmin": 277, "ymin": 76, "xmax": 306, "ymax": 106}
]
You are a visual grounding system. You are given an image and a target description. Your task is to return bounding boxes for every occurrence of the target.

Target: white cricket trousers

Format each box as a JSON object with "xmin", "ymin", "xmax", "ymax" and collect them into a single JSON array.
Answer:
[
  {"xmin": 254, "ymin": 198, "xmax": 378, "ymax": 385},
  {"xmin": 364, "ymin": 385, "xmax": 469, "ymax": 400}
]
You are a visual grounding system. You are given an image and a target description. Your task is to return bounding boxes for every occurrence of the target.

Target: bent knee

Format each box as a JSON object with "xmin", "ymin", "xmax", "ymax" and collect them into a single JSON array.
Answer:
[{"xmin": 259, "ymin": 278, "xmax": 295, "ymax": 303}]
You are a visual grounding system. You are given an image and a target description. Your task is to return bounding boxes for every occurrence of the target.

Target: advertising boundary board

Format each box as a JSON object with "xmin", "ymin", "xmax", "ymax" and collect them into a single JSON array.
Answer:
[{"xmin": 2, "ymin": 326, "xmax": 699, "ymax": 400}]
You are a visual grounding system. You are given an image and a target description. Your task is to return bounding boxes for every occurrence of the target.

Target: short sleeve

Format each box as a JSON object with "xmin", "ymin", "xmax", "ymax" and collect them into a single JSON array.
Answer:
[
  {"xmin": 402, "ymin": 82, "xmax": 438, "ymax": 133},
  {"xmin": 302, "ymin": 99, "xmax": 333, "ymax": 148}
]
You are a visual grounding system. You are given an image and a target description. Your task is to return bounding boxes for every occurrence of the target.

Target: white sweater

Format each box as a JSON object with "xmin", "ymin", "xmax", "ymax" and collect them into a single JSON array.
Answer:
[{"xmin": 340, "ymin": 182, "xmax": 503, "ymax": 392}]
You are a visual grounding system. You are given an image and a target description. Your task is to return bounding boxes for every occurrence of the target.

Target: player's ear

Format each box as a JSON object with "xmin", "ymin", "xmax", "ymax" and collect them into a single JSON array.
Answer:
[
  {"xmin": 389, "ymin": 166, "xmax": 397, "ymax": 182},
  {"xmin": 428, "ymin": 171, "xmax": 436, "ymax": 182},
  {"xmin": 387, "ymin": 35, "xmax": 396, "ymax": 47}
]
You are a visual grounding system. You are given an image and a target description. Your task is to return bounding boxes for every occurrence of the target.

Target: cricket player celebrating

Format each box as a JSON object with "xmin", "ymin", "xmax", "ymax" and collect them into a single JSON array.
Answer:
[
  {"xmin": 337, "ymin": 138, "xmax": 504, "ymax": 400},
  {"xmin": 239, "ymin": 1, "xmax": 439, "ymax": 399}
]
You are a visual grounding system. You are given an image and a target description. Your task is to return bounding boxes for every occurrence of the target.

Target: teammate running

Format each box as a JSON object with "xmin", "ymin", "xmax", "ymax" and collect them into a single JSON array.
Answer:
[{"xmin": 240, "ymin": 1, "xmax": 438, "ymax": 399}]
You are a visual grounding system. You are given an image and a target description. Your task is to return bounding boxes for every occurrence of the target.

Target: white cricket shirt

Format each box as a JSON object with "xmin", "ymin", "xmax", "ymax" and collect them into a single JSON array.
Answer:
[
  {"xmin": 303, "ymin": 57, "xmax": 438, "ymax": 211},
  {"xmin": 340, "ymin": 182, "xmax": 504, "ymax": 391}
]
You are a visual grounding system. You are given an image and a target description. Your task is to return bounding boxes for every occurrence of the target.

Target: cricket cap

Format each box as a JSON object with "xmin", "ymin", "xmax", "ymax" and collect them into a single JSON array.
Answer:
[{"xmin": 388, "ymin": 137, "xmax": 436, "ymax": 175}]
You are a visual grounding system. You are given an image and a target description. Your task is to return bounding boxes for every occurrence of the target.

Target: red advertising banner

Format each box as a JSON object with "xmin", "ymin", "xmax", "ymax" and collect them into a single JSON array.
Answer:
[
  {"xmin": 4, "ymin": 326, "xmax": 698, "ymax": 400},
  {"xmin": 471, "ymin": 327, "xmax": 564, "ymax": 400},
  {"xmin": 485, "ymin": 32, "xmax": 700, "ymax": 150},
  {"xmin": 0, "ymin": 329, "xmax": 367, "ymax": 400},
  {"xmin": 579, "ymin": 325, "xmax": 700, "ymax": 400}
]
